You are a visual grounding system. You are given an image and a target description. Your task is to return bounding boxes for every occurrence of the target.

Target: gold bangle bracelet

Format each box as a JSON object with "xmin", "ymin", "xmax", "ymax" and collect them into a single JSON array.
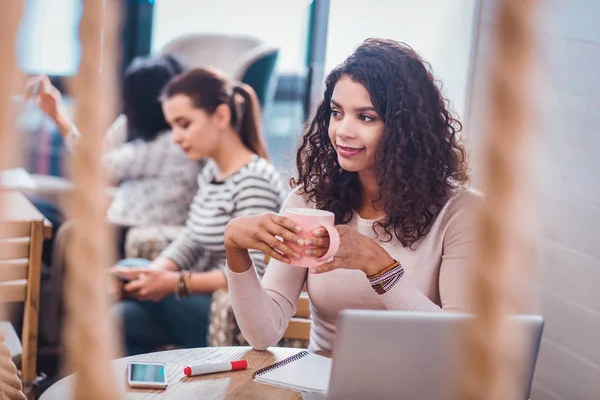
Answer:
[
  {"xmin": 175, "ymin": 272, "xmax": 184, "ymax": 298},
  {"xmin": 182, "ymin": 270, "xmax": 192, "ymax": 296}
]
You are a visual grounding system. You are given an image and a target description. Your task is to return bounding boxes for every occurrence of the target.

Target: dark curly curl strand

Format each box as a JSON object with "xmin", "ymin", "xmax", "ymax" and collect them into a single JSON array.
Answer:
[{"xmin": 292, "ymin": 38, "xmax": 469, "ymax": 248}]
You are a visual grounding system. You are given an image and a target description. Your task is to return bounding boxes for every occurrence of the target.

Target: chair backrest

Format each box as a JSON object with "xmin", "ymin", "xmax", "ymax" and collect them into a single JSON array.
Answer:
[
  {"xmin": 262, "ymin": 255, "xmax": 310, "ymax": 343},
  {"xmin": 282, "ymin": 291, "xmax": 311, "ymax": 341},
  {"xmin": 240, "ymin": 47, "xmax": 279, "ymax": 111},
  {"xmin": 0, "ymin": 218, "xmax": 44, "ymax": 387},
  {"xmin": 158, "ymin": 33, "xmax": 279, "ymax": 109},
  {"xmin": 0, "ymin": 221, "xmax": 33, "ymax": 302},
  {"xmin": 159, "ymin": 33, "xmax": 263, "ymax": 79}
]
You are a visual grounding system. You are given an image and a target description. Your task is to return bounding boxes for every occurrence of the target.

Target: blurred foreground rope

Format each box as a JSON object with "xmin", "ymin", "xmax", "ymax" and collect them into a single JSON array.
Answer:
[
  {"xmin": 63, "ymin": 1, "xmax": 122, "ymax": 399},
  {"xmin": 0, "ymin": 0, "xmax": 27, "ymax": 399},
  {"xmin": 456, "ymin": 0, "xmax": 536, "ymax": 399}
]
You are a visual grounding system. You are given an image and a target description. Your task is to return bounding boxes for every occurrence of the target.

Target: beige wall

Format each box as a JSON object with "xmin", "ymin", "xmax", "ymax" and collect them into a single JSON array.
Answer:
[{"xmin": 466, "ymin": 1, "xmax": 600, "ymax": 399}]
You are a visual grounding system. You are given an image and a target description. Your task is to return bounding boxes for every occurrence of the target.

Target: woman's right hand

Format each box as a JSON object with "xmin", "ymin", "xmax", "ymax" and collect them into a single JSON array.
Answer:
[{"xmin": 225, "ymin": 213, "xmax": 305, "ymax": 267}]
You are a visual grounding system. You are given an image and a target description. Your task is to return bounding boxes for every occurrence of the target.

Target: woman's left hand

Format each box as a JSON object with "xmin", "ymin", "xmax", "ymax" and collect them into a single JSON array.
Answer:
[
  {"xmin": 305, "ymin": 225, "xmax": 395, "ymax": 276},
  {"xmin": 113, "ymin": 268, "xmax": 180, "ymax": 303}
]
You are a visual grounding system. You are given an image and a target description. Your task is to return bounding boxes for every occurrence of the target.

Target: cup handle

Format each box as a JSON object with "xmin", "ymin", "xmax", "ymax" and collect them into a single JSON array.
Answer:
[{"xmin": 316, "ymin": 224, "xmax": 340, "ymax": 263}]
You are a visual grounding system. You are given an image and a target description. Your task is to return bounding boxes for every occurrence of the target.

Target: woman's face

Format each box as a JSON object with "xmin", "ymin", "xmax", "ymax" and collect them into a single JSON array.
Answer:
[
  {"xmin": 162, "ymin": 94, "xmax": 221, "ymax": 161},
  {"xmin": 328, "ymin": 75, "xmax": 385, "ymax": 175}
]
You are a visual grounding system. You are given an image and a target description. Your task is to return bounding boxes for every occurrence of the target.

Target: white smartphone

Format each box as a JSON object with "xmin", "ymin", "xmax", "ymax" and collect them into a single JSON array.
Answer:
[{"xmin": 127, "ymin": 361, "xmax": 168, "ymax": 390}]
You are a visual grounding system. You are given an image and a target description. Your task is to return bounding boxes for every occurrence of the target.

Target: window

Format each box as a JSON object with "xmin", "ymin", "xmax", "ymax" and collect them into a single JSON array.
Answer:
[
  {"xmin": 152, "ymin": 0, "xmax": 311, "ymax": 74},
  {"xmin": 326, "ymin": 0, "xmax": 479, "ymax": 119},
  {"xmin": 17, "ymin": 0, "xmax": 82, "ymax": 76},
  {"xmin": 150, "ymin": 0, "xmax": 479, "ymax": 172},
  {"xmin": 151, "ymin": 0, "xmax": 313, "ymax": 173}
]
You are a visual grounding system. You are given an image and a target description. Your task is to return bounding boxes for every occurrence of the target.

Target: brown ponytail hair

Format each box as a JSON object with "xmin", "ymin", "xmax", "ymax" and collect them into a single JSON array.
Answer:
[{"xmin": 161, "ymin": 67, "xmax": 269, "ymax": 160}]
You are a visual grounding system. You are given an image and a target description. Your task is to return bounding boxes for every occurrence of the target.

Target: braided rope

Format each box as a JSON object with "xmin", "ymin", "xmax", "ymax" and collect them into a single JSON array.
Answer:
[
  {"xmin": 456, "ymin": 1, "xmax": 535, "ymax": 399},
  {"xmin": 62, "ymin": 1, "xmax": 122, "ymax": 399},
  {"xmin": 0, "ymin": 1, "xmax": 27, "ymax": 398}
]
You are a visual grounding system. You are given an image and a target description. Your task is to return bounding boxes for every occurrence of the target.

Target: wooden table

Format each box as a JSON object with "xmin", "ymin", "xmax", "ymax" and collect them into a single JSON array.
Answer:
[
  {"xmin": 3, "ymin": 190, "xmax": 53, "ymax": 239},
  {"xmin": 40, "ymin": 347, "xmax": 327, "ymax": 400}
]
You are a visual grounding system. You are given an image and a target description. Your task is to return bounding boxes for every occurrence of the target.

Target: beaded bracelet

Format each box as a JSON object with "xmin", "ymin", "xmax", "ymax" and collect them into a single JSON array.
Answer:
[
  {"xmin": 367, "ymin": 260, "xmax": 404, "ymax": 295},
  {"xmin": 367, "ymin": 260, "xmax": 400, "ymax": 280}
]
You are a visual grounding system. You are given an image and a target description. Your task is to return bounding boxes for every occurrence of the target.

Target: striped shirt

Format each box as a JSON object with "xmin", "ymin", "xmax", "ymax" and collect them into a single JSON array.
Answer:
[{"xmin": 161, "ymin": 156, "xmax": 288, "ymax": 276}]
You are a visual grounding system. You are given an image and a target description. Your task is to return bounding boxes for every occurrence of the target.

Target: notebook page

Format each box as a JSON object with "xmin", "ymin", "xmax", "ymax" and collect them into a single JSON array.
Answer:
[{"xmin": 255, "ymin": 353, "xmax": 332, "ymax": 394}]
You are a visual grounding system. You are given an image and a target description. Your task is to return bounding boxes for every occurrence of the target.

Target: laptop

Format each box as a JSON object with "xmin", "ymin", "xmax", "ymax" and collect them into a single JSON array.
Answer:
[{"xmin": 323, "ymin": 310, "xmax": 544, "ymax": 400}]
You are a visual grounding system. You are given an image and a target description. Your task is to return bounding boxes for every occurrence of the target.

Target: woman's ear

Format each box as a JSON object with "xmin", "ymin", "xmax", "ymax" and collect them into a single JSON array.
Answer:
[{"xmin": 213, "ymin": 103, "xmax": 232, "ymax": 130}]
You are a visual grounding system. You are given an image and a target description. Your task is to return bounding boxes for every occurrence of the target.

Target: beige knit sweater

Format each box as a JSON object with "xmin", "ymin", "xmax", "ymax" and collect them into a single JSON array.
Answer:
[{"xmin": 227, "ymin": 188, "xmax": 483, "ymax": 352}]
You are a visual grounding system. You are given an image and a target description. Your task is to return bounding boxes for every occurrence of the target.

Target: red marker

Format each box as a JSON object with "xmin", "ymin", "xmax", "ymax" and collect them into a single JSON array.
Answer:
[{"xmin": 183, "ymin": 360, "xmax": 247, "ymax": 377}]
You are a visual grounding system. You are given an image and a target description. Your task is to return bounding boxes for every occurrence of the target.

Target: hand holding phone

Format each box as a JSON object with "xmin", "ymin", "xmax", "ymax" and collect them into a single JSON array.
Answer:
[
  {"xmin": 113, "ymin": 258, "xmax": 152, "ymax": 282},
  {"xmin": 127, "ymin": 362, "xmax": 167, "ymax": 390}
]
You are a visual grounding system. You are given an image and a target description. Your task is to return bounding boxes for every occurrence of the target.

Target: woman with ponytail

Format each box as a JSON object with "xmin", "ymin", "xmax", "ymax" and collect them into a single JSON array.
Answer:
[{"xmin": 112, "ymin": 68, "xmax": 287, "ymax": 355}]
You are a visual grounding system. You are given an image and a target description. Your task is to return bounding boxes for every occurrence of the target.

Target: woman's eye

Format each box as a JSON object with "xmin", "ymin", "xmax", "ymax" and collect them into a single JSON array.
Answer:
[
  {"xmin": 179, "ymin": 122, "xmax": 190, "ymax": 129},
  {"xmin": 331, "ymin": 110, "xmax": 341, "ymax": 118},
  {"xmin": 359, "ymin": 114, "xmax": 375, "ymax": 122}
]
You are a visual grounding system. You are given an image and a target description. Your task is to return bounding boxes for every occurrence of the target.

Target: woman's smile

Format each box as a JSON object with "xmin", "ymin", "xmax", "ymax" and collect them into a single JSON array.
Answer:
[{"xmin": 336, "ymin": 144, "xmax": 365, "ymax": 158}]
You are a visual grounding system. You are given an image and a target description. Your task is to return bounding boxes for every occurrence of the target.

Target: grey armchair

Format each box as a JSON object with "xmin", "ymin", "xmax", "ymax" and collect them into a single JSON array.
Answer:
[{"xmin": 158, "ymin": 33, "xmax": 279, "ymax": 113}]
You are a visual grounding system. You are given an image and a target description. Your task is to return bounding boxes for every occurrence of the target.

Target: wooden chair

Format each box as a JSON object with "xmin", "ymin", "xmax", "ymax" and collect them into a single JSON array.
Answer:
[
  {"xmin": 260, "ymin": 254, "xmax": 313, "ymax": 343},
  {"xmin": 0, "ymin": 219, "xmax": 44, "ymax": 393},
  {"xmin": 264, "ymin": 251, "xmax": 310, "ymax": 344},
  {"xmin": 157, "ymin": 33, "xmax": 279, "ymax": 111},
  {"xmin": 282, "ymin": 291, "xmax": 311, "ymax": 342}
]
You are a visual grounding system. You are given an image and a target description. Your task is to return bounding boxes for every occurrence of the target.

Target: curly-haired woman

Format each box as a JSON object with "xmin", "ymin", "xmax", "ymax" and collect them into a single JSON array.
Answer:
[{"xmin": 224, "ymin": 38, "xmax": 483, "ymax": 352}]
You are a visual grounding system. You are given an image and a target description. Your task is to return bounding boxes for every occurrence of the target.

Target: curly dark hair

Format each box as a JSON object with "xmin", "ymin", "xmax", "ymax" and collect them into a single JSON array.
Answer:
[{"xmin": 292, "ymin": 38, "xmax": 469, "ymax": 247}]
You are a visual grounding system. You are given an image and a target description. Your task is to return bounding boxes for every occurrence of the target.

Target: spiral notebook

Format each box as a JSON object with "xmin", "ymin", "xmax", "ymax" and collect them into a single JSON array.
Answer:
[{"xmin": 253, "ymin": 351, "xmax": 332, "ymax": 394}]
